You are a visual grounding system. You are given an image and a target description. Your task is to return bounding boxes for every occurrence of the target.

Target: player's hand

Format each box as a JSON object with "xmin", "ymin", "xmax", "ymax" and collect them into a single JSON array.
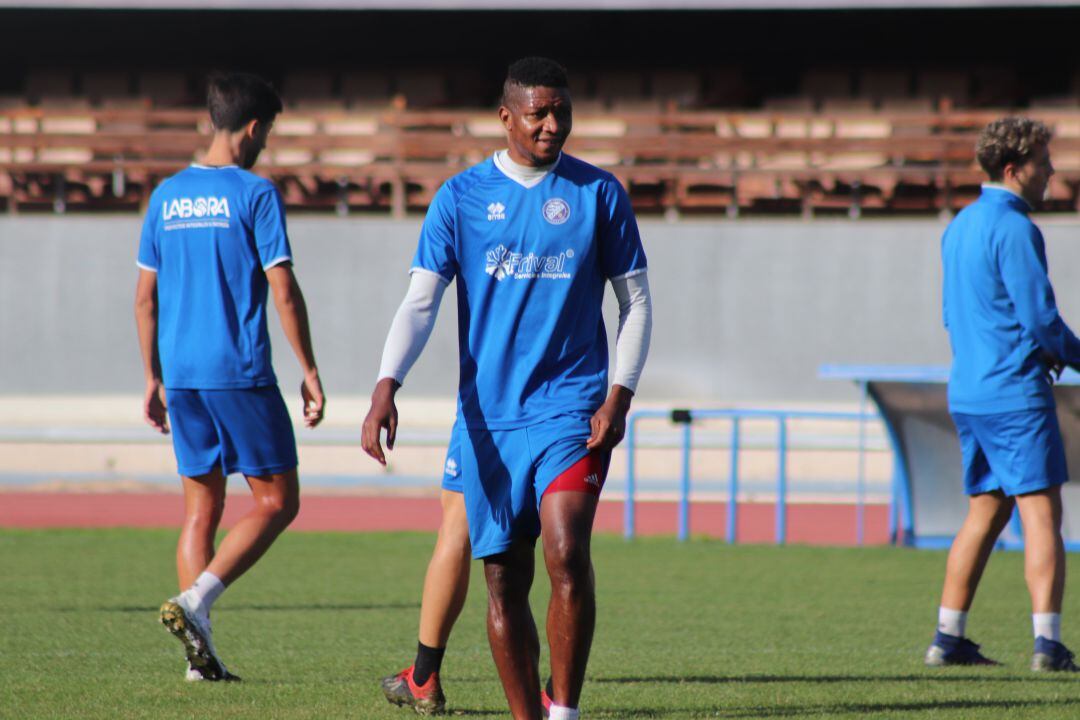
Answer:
[
  {"xmin": 143, "ymin": 378, "xmax": 169, "ymax": 434},
  {"xmin": 361, "ymin": 378, "xmax": 400, "ymax": 466},
  {"xmin": 587, "ymin": 385, "xmax": 634, "ymax": 451},
  {"xmin": 1049, "ymin": 361, "xmax": 1065, "ymax": 384},
  {"xmin": 1042, "ymin": 352, "xmax": 1065, "ymax": 384},
  {"xmin": 301, "ymin": 371, "xmax": 325, "ymax": 428}
]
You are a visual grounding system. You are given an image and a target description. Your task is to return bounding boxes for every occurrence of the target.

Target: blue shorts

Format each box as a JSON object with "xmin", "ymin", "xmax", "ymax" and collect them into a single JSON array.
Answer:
[
  {"xmin": 441, "ymin": 426, "xmax": 463, "ymax": 493},
  {"xmin": 457, "ymin": 413, "xmax": 608, "ymax": 559},
  {"xmin": 952, "ymin": 409, "xmax": 1068, "ymax": 497},
  {"xmin": 166, "ymin": 386, "xmax": 297, "ymax": 478}
]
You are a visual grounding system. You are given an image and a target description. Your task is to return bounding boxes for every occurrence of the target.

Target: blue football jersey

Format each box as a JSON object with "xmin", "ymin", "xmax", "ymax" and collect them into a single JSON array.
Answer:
[
  {"xmin": 412, "ymin": 153, "xmax": 647, "ymax": 429},
  {"xmin": 137, "ymin": 164, "xmax": 292, "ymax": 389},
  {"xmin": 942, "ymin": 185, "xmax": 1080, "ymax": 413}
]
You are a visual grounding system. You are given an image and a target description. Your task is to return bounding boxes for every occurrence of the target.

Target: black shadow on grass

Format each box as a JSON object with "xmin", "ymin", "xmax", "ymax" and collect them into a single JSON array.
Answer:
[
  {"xmin": 52, "ymin": 602, "xmax": 421, "ymax": 613},
  {"xmin": 594, "ymin": 673, "xmax": 1079, "ymax": 684},
  {"xmin": 443, "ymin": 711, "xmax": 506, "ymax": 717},
  {"xmin": 591, "ymin": 698, "xmax": 1080, "ymax": 719}
]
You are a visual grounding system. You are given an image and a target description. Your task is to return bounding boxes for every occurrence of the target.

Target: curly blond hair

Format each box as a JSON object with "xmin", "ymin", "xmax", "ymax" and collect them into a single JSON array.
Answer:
[{"xmin": 976, "ymin": 117, "xmax": 1052, "ymax": 181}]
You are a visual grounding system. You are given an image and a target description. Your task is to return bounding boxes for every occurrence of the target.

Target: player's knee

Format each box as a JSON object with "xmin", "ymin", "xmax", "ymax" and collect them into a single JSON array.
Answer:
[
  {"xmin": 436, "ymin": 528, "xmax": 471, "ymax": 562},
  {"xmin": 438, "ymin": 508, "xmax": 471, "ymax": 551},
  {"xmin": 259, "ymin": 492, "xmax": 300, "ymax": 526},
  {"xmin": 545, "ymin": 537, "xmax": 591, "ymax": 586},
  {"xmin": 484, "ymin": 561, "xmax": 512, "ymax": 596},
  {"xmin": 484, "ymin": 560, "xmax": 527, "ymax": 603}
]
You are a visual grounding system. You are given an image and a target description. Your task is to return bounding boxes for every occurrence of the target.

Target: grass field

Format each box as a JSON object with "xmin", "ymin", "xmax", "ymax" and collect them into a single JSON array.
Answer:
[{"xmin": 3, "ymin": 529, "xmax": 1079, "ymax": 719}]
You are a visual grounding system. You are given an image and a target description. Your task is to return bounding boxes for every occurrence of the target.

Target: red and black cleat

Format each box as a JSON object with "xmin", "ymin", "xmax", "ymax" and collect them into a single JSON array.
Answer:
[{"xmin": 380, "ymin": 665, "xmax": 447, "ymax": 716}]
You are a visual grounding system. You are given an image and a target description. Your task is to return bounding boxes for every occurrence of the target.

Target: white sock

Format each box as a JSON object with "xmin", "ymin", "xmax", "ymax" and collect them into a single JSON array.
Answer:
[
  {"xmin": 182, "ymin": 571, "xmax": 226, "ymax": 616},
  {"xmin": 1034, "ymin": 613, "xmax": 1062, "ymax": 642},
  {"xmin": 938, "ymin": 607, "xmax": 967, "ymax": 638},
  {"xmin": 548, "ymin": 707, "xmax": 579, "ymax": 720}
]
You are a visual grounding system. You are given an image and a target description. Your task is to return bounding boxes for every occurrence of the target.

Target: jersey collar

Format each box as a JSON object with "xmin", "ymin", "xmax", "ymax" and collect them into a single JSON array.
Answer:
[
  {"xmin": 981, "ymin": 182, "xmax": 1032, "ymax": 211},
  {"xmin": 492, "ymin": 150, "xmax": 561, "ymax": 189}
]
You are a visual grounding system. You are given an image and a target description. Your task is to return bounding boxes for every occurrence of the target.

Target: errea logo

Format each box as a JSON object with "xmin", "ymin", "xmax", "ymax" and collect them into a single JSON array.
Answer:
[
  {"xmin": 487, "ymin": 202, "xmax": 506, "ymax": 221},
  {"xmin": 444, "ymin": 458, "xmax": 459, "ymax": 478}
]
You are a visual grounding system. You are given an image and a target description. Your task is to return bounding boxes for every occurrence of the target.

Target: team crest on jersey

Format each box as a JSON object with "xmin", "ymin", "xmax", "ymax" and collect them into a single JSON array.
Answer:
[
  {"xmin": 487, "ymin": 202, "xmax": 506, "ymax": 221},
  {"xmin": 542, "ymin": 198, "xmax": 570, "ymax": 225},
  {"xmin": 485, "ymin": 244, "xmax": 573, "ymax": 281}
]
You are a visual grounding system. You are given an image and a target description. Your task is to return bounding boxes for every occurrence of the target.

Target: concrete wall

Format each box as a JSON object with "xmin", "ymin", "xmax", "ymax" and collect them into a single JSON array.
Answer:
[{"xmin": 4, "ymin": 215, "xmax": 1080, "ymax": 403}]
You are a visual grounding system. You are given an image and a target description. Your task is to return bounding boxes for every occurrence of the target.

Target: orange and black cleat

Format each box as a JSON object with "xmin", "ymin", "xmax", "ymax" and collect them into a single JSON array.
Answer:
[{"xmin": 380, "ymin": 665, "xmax": 447, "ymax": 716}]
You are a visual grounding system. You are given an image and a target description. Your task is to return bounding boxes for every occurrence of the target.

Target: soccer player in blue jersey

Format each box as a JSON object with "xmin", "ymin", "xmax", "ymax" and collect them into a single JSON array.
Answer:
[
  {"xmin": 927, "ymin": 117, "xmax": 1079, "ymax": 672},
  {"xmin": 135, "ymin": 72, "xmax": 325, "ymax": 681},
  {"xmin": 362, "ymin": 57, "xmax": 652, "ymax": 719}
]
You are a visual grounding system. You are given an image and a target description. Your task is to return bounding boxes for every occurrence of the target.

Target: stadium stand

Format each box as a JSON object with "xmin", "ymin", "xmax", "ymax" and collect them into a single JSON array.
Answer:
[{"xmin": 5, "ymin": 63, "xmax": 1080, "ymax": 216}]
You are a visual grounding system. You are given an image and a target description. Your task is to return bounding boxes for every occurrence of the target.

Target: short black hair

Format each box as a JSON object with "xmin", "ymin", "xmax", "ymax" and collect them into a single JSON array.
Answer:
[
  {"xmin": 206, "ymin": 72, "xmax": 283, "ymax": 132},
  {"xmin": 502, "ymin": 57, "xmax": 569, "ymax": 105}
]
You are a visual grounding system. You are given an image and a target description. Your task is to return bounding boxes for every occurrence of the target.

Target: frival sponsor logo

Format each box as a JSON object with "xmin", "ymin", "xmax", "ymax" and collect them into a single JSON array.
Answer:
[
  {"xmin": 584, "ymin": 473, "xmax": 600, "ymax": 487},
  {"xmin": 485, "ymin": 244, "xmax": 514, "ymax": 280},
  {"xmin": 162, "ymin": 196, "xmax": 231, "ymax": 221},
  {"xmin": 485, "ymin": 244, "xmax": 573, "ymax": 281},
  {"xmin": 541, "ymin": 197, "xmax": 570, "ymax": 225},
  {"xmin": 444, "ymin": 458, "xmax": 459, "ymax": 477},
  {"xmin": 487, "ymin": 201, "xmax": 506, "ymax": 221}
]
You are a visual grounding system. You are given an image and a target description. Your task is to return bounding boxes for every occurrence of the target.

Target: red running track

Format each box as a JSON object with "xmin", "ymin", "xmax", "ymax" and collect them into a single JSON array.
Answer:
[{"xmin": 0, "ymin": 493, "xmax": 892, "ymax": 545}]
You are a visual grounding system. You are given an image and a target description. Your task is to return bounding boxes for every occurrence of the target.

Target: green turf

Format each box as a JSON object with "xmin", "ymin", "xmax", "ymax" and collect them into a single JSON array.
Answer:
[{"xmin": 2, "ymin": 529, "xmax": 1079, "ymax": 719}]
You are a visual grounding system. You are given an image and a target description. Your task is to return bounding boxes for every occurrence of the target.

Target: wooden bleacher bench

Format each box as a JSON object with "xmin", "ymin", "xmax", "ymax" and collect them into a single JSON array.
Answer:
[{"xmin": 3, "ymin": 103, "xmax": 1080, "ymax": 215}]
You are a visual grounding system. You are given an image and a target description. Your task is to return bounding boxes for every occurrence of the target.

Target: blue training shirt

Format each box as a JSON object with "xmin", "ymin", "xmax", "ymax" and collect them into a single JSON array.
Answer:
[
  {"xmin": 137, "ymin": 164, "xmax": 292, "ymax": 390},
  {"xmin": 942, "ymin": 185, "xmax": 1080, "ymax": 414},
  {"xmin": 412, "ymin": 153, "xmax": 647, "ymax": 429}
]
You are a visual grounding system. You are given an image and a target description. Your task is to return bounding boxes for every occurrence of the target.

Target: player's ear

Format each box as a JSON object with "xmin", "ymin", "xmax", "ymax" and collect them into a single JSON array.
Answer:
[
  {"xmin": 498, "ymin": 105, "xmax": 513, "ymax": 131},
  {"xmin": 1002, "ymin": 160, "xmax": 1022, "ymax": 183},
  {"xmin": 244, "ymin": 118, "xmax": 260, "ymax": 141}
]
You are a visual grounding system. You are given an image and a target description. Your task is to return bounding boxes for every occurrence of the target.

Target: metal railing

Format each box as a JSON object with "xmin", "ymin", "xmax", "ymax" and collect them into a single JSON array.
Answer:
[{"xmin": 623, "ymin": 405, "xmax": 887, "ymax": 544}]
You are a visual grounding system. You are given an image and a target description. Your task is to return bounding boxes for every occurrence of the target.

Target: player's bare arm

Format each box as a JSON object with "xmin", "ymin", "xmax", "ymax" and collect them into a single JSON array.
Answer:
[
  {"xmin": 266, "ymin": 263, "xmax": 325, "ymax": 428},
  {"xmin": 362, "ymin": 377, "xmax": 401, "ymax": 465},
  {"xmin": 134, "ymin": 268, "xmax": 168, "ymax": 434},
  {"xmin": 587, "ymin": 384, "xmax": 634, "ymax": 451}
]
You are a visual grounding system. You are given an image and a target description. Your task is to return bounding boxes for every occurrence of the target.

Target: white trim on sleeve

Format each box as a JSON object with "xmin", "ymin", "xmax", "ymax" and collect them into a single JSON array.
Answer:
[
  {"xmin": 409, "ymin": 266, "xmax": 452, "ymax": 285},
  {"xmin": 262, "ymin": 255, "xmax": 293, "ymax": 271},
  {"xmin": 136, "ymin": 261, "xmax": 158, "ymax": 272}
]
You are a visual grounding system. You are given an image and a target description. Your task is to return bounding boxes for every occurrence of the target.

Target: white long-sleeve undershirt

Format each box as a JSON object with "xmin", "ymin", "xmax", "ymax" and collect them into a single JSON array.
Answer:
[
  {"xmin": 376, "ymin": 269, "xmax": 448, "ymax": 383},
  {"xmin": 610, "ymin": 271, "xmax": 652, "ymax": 393},
  {"xmin": 376, "ymin": 268, "xmax": 653, "ymax": 394}
]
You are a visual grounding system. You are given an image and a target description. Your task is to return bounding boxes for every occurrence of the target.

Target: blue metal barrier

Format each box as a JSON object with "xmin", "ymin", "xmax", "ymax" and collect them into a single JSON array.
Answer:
[{"xmin": 623, "ymin": 407, "xmax": 883, "ymax": 544}]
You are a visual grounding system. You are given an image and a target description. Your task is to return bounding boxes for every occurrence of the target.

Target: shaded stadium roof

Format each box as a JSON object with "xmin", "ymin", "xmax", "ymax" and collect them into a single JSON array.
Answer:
[{"xmin": 1, "ymin": 0, "xmax": 1077, "ymax": 8}]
